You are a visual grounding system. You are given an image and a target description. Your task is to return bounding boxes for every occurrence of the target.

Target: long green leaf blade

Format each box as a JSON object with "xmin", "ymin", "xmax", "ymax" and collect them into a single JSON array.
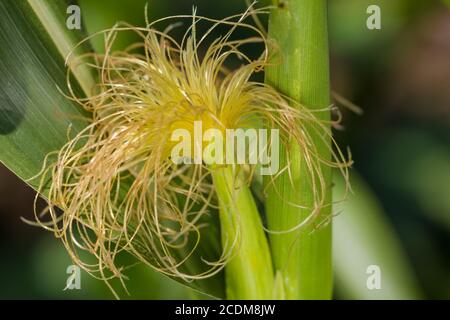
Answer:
[
  {"xmin": 0, "ymin": 0, "xmax": 224, "ymax": 298},
  {"xmin": 0, "ymin": 0, "xmax": 89, "ymax": 188}
]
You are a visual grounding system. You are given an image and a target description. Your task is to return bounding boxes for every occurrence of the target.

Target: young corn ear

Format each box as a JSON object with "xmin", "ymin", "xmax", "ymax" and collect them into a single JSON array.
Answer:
[
  {"xmin": 31, "ymin": 5, "xmax": 349, "ymax": 298},
  {"xmin": 212, "ymin": 166, "xmax": 274, "ymax": 299}
]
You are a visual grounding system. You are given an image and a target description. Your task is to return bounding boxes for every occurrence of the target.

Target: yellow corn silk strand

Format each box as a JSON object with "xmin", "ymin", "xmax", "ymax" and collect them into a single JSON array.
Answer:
[{"xmin": 34, "ymin": 6, "xmax": 350, "ymax": 298}]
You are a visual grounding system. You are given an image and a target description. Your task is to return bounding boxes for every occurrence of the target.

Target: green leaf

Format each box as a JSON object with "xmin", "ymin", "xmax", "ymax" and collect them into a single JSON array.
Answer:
[
  {"xmin": 333, "ymin": 172, "xmax": 422, "ymax": 299},
  {"xmin": 0, "ymin": 0, "xmax": 90, "ymax": 189},
  {"xmin": 0, "ymin": 0, "xmax": 223, "ymax": 299}
]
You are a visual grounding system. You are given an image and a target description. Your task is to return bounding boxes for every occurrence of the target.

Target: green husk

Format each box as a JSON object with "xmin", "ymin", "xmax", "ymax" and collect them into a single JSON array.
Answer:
[
  {"xmin": 265, "ymin": 0, "xmax": 333, "ymax": 299},
  {"xmin": 212, "ymin": 166, "xmax": 274, "ymax": 299}
]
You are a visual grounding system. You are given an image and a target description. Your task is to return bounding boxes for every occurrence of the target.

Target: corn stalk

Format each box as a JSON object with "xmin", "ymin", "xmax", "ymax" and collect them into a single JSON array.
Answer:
[{"xmin": 265, "ymin": 0, "xmax": 333, "ymax": 299}]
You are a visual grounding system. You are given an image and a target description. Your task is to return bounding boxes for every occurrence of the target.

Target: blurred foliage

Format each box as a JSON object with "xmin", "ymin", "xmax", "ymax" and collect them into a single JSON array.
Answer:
[
  {"xmin": 0, "ymin": 0, "xmax": 449, "ymax": 299},
  {"xmin": 333, "ymin": 172, "xmax": 422, "ymax": 299},
  {"xmin": 329, "ymin": 0, "xmax": 434, "ymax": 55},
  {"xmin": 0, "ymin": 234, "xmax": 192, "ymax": 299}
]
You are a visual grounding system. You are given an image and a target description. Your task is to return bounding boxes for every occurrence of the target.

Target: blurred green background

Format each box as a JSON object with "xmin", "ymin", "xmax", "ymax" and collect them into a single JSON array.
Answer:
[{"xmin": 0, "ymin": 0, "xmax": 449, "ymax": 299}]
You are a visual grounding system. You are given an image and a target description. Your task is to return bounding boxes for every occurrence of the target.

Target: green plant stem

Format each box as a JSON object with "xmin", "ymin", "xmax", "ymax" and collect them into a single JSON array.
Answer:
[
  {"xmin": 212, "ymin": 166, "xmax": 274, "ymax": 299},
  {"xmin": 265, "ymin": 0, "xmax": 333, "ymax": 299}
]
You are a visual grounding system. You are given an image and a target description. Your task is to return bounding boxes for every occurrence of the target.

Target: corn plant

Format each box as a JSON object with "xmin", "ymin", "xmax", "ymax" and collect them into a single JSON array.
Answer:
[{"xmin": 3, "ymin": 0, "xmax": 421, "ymax": 300}]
